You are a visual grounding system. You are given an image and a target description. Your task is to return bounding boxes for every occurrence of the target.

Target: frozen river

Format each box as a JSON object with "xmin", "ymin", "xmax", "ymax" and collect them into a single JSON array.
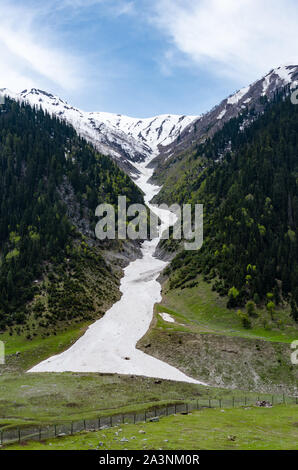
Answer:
[{"xmin": 29, "ymin": 155, "xmax": 205, "ymax": 384}]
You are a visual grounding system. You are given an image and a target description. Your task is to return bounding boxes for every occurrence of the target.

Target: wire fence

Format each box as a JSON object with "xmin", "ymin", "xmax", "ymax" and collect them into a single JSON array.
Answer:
[{"xmin": 1, "ymin": 393, "xmax": 297, "ymax": 446}]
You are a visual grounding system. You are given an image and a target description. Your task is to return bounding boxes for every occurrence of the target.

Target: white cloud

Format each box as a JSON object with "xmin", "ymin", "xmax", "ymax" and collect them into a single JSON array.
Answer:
[
  {"xmin": 0, "ymin": 2, "xmax": 83, "ymax": 92},
  {"xmin": 150, "ymin": 0, "xmax": 298, "ymax": 82}
]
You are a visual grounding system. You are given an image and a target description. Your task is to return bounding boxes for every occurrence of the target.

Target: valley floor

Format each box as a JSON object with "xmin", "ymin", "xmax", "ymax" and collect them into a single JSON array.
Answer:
[
  {"xmin": 4, "ymin": 404, "xmax": 298, "ymax": 450},
  {"xmin": 0, "ymin": 372, "xmax": 279, "ymax": 432},
  {"xmin": 0, "ymin": 263, "xmax": 297, "ymax": 450}
]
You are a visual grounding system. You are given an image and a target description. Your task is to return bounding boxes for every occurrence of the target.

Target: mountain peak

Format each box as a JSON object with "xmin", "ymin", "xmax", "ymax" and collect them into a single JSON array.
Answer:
[
  {"xmin": 2, "ymin": 65, "xmax": 298, "ymax": 175},
  {"xmin": 2, "ymin": 87, "xmax": 199, "ymax": 173},
  {"xmin": 154, "ymin": 64, "xmax": 298, "ymax": 165}
]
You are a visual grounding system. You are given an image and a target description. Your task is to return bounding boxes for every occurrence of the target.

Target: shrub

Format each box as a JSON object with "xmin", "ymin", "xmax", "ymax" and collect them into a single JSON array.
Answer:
[
  {"xmin": 237, "ymin": 309, "xmax": 252, "ymax": 329},
  {"xmin": 246, "ymin": 300, "xmax": 257, "ymax": 317}
]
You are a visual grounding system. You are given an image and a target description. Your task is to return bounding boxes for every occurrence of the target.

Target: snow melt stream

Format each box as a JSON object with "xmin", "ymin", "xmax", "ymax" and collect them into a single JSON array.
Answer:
[{"xmin": 29, "ymin": 156, "xmax": 204, "ymax": 384}]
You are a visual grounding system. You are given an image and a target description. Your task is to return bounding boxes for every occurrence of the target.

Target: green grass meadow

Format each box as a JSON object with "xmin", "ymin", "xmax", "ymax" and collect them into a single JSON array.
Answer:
[
  {"xmin": 4, "ymin": 405, "xmax": 298, "ymax": 450},
  {"xmin": 156, "ymin": 276, "xmax": 298, "ymax": 343}
]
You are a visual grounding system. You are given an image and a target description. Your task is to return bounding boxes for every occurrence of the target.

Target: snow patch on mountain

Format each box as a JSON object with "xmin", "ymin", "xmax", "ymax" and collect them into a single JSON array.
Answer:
[
  {"xmin": 262, "ymin": 65, "xmax": 298, "ymax": 96},
  {"xmin": 217, "ymin": 108, "xmax": 227, "ymax": 120},
  {"xmin": 1, "ymin": 88, "xmax": 198, "ymax": 170},
  {"xmin": 275, "ymin": 65, "xmax": 295, "ymax": 84},
  {"xmin": 227, "ymin": 86, "xmax": 250, "ymax": 105},
  {"xmin": 88, "ymin": 112, "xmax": 197, "ymax": 151}
]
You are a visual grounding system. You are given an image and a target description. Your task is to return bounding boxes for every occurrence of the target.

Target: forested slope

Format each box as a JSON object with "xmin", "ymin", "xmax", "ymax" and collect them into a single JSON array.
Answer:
[
  {"xmin": 0, "ymin": 99, "xmax": 143, "ymax": 334},
  {"xmin": 158, "ymin": 92, "xmax": 298, "ymax": 321}
]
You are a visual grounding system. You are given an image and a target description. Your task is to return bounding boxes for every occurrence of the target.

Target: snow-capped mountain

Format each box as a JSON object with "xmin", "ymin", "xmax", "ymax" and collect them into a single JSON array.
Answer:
[
  {"xmin": 2, "ymin": 65, "xmax": 298, "ymax": 176},
  {"xmin": 157, "ymin": 65, "xmax": 298, "ymax": 162},
  {"xmin": 1, "ymin": 87, "xmax": 198, "ymax": 174}
]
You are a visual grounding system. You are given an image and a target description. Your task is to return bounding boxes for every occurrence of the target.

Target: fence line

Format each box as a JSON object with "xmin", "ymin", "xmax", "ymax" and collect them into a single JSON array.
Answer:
[{"xmin": 1, "ymin": 394, "xmax": 297, "ymax": 446}]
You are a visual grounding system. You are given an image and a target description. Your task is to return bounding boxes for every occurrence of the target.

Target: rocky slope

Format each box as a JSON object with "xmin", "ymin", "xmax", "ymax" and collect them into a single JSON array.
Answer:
[{"xmin": 139, "ymin": 323, "xmax": 297, "ymax": 394}]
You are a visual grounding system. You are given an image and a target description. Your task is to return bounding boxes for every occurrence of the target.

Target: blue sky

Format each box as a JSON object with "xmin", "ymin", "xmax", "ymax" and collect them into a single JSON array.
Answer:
[{"xmin": 1, "ymin": 0, "xmax": 298, "ymax": 117}]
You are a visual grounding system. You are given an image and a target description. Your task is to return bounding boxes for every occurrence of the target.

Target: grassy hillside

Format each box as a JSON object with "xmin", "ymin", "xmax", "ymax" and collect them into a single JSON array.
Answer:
[
  {"xmin": 0, "ymin": 372, "xmax": 274, "ymax": 431},
  {"xmin": 138, "ymin": 277, "xmax": 298, "ymax": 393},
  {"xmin": 157, "ymin": 277, "xmax": 297, "ymax": 343}
]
